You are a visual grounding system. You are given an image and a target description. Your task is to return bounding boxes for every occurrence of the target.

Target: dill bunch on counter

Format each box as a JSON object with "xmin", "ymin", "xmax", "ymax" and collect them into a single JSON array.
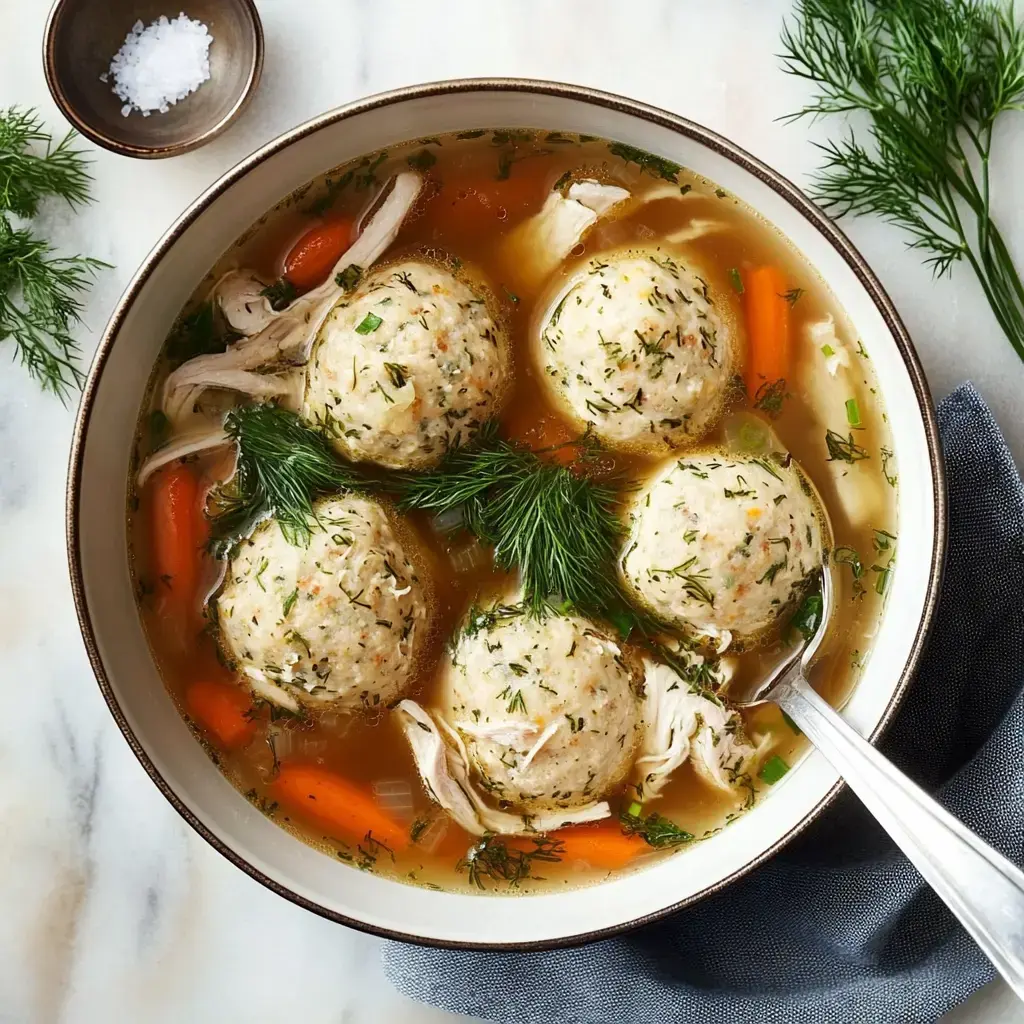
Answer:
[
  {"xmin": 780, "ymin": 0, "xmax": 1024, "ymax": 361},
  {"xmin": 0, "ymin": 108, "xmax": 106, "ymax": 400}
]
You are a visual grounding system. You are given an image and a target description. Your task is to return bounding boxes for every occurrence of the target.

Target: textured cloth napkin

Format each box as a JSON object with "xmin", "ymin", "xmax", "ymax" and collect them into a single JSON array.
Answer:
[{"xmin": 382, "ymin": 382, "xmax": 1024, "ymax": 1024}]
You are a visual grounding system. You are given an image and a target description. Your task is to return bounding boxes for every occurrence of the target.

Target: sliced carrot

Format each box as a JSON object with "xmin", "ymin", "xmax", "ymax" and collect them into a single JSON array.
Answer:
[
  {"xmin": 185, "ymin": 678, "xmax": 256, "ymax": 749},
  {"xmin": 505, "ymin": 411, "xmax": 578, "ymax": 465},
  {"xmin": 150, "ymin": 463, "xmax": 201, "ymax": 617},
  {"xmin": 743, "ymin": 266, "xmax": 791, "ymax": 400},
  {"xmin": 417, "ymin": 173, "xmax": 541, "ymax": 236},
  {"xmin": 283, "ymin": 217, "xmax": 354, "ymax": 292},
  {"xmin": 271, "ymin": 763, "xmax": 409, "ymax": 851},
  {"xmin": 549, "ymin": 824, "xmax": 646, "ymax": 869}
]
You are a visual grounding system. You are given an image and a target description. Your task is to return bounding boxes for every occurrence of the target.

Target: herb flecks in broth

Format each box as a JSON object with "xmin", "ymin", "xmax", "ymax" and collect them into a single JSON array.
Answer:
[{"xmin": 128, "ymin": 127, "xmax": 897, "ymax": 895}]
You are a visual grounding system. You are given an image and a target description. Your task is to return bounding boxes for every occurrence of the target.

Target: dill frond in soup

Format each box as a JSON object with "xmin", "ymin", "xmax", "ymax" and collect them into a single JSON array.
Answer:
[{"xmin": 128, "ymin": 130, "xmax": 897, "ymax": 893}]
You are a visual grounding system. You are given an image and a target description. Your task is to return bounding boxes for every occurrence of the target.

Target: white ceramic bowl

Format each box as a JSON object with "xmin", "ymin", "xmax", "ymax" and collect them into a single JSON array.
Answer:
[{"xmin": 67, "ymin": 80, "xmax": 946, "ymax": 948}]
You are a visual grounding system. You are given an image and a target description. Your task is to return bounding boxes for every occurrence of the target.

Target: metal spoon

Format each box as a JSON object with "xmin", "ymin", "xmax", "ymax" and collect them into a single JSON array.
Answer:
[{"xmin": 731, "ymin": 563, "xmax": 1024, "ymax": 999}]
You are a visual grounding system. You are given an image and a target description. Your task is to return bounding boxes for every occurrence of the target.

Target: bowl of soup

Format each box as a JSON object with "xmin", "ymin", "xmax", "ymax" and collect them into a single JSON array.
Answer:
[{"xmin": 67, "ymin": 79, "xmax": 945, "ymax": 947}]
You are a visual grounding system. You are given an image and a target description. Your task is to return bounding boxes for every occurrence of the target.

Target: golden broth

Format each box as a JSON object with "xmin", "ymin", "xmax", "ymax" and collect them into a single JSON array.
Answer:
[{"xmin": 129, "ymin": 129, "xmax": 896, "ymax": 893}]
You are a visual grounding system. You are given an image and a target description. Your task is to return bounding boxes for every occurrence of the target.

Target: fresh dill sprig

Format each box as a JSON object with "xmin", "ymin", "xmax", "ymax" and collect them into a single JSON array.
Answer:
[
  {"xmin": 780, "ymin": 0, "xmax": 1024, "ymax": 361},
  {"xmin": 0, "ymin": 108, "xmax": 105, "ymax": 400},
  {"xmin": 208, "ymin": 404, "xmax": 373, "ymax": 554},
  {"xmin": 393, "ymin": 423, "xmax": 634, "ymax": 621}
]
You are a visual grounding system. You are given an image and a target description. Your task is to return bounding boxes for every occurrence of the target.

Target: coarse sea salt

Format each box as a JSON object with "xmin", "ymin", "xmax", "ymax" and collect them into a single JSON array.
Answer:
[{"xmin": 101, "ymin": 13, "xmax": 213, "ymax": 118}]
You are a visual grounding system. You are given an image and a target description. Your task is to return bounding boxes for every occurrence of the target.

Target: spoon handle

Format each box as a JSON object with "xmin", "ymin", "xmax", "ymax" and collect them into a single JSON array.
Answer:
[{"xmin": 777, "ymin": 674, "xmax": 1024, "ymax": 1000}]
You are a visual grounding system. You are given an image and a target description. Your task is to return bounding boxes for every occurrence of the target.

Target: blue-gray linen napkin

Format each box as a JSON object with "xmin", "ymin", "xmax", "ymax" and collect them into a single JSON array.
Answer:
[{"xmin": 382, "ymin": 382, "xmax": 1024, "ymax": 1024}]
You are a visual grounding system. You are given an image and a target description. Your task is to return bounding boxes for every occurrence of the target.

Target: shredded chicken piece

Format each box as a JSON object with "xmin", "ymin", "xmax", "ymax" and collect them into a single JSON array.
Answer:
[
  {"xmin": 516, "ymin": 719, "xmax": 562, "ymax": 774},
  {"xmin": 634, "ymin": 656, "xmax": 758, "ymax": 799},
  {"xmin": 135, "ymin": 425, "xmax": 230, "ymax": 488},
  {"xmin": 396, "ymin": 701, "xmax": 610, "ymax": 835},
  {"xmin": 161, "ymin": 172, "xmax": 423, "ymax": 427},
  {"xmin": 800, "ymin": 315, "xmax": 884, "ymax": 526},
  {"xmin": 244, "ymin": 666, "xmax": 301, "ymax": 713},
  {"xmin": 567, "ymin": 180, "xmax": 630, "ymax": 215},
  {"xmin": 633, "ymin": 182, "xmax": 703, "ymax": 205},
  {"xmin": 501, "ymin": 180, "xmax": 631, "ymax": 289},
  {"xmin": 665, "ymin": 219, "xmax": 727, "ymax": 244},
  {"xmin": 163, "ymin": 368, "xmax": 303, "ymax": 426},
  {"xmin": 216, "ymin": 271, "xmax": 278, "ymax": 336}
]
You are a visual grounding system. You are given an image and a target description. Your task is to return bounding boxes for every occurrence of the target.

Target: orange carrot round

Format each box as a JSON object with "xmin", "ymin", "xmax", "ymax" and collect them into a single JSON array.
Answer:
[
  {"xmin": 549, "ymin": 824, "xmax": 645, "ymax": 869},
  {"xmin": 419, "ymin": 174, "xmax": 540, "ymax": 236},
  {"xmin": 743, "ymin": 266, "xmax": 791, "ymax": 399},
  {"xmin": 150, "ymin": 463, "xmax": 201, "ymax": 618},
  {"xmin": 283, "ymin": 217, "xmax": 354, "ymax": 292},
  {"xmin": 271, "ymin": 763, "xmax": 409, "ymax": 851},
  {"xmin": 185, "ymin": 679, "xmax": 256, "ymax": 749}
]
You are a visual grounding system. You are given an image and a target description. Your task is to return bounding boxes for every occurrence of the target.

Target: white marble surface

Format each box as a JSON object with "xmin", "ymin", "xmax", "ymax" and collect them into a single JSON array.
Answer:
[{"xmin": 1, "ymin": 1, "xmax": 1022, "ymax": 1021}]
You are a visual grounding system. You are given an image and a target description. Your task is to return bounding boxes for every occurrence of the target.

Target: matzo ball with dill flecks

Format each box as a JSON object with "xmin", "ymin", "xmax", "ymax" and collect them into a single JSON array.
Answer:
[
  {"xmin": 303, "ymin": 260, "xmax": 509, "ymax": 470},
  {"xmin": 216, "ymin": 495, "xmax": 429, "ymax": 713},
  {"xmin": 538, "ymin": 248, "xmax": 737, "ymax": 450},
  {"xmin": 438, "ymin": 599, "xmax": 643, "ymax": 812},
  {"xmin": 620, "ymin": 451, "xmax": 824, "ymax": 645}
]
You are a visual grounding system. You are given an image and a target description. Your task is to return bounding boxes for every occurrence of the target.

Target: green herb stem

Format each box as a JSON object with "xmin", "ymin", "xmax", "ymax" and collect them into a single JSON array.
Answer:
[{"xmin": 780, "ymin": 0, "xmax": 1024, "ymax": 362}]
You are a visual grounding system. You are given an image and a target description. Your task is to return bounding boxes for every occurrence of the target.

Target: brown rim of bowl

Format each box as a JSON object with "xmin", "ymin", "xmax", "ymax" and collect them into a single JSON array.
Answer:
[
  {"xmin": 41, "ymin": 0, "xmax": 265, "ymax": 159},
  {"xmin": 66, "ymin": 78, "xmax": 947, "ymax": 951}
]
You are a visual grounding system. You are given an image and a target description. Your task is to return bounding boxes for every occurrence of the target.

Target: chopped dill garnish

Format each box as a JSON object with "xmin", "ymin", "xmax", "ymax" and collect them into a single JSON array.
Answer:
[
  {"xmin": 880, "ymin": 445, "xmax": 898, "ymax": 487},
  {"xmin": 166, "ymin": 300, "xmax": 233, "ymax": 367},
  {"xmin": 825, "ymin": 428, "xmax": 870, "ymax": 463},
  {"xmin": 463, "ymin": 600, "xmax": 526, "ymax": 637},
  {"xmin": 406, "ymin": 148, "xmax": 437, "ymax": 171},
  {"xmin": 607, "ymin": 142, "xmax": 680, "ymax": 183},
  {"xmin": 780, "ymin": 287, "xmax": 805, "ymax": 306},
  {"xmin": 648, "ymin": 557, "xmax": 715, "ymax": 606},
  {"xmin": 260, "ymin": 278, "xmax": 297, "ymax": 311},
  {"xmin": 459, "ymin": 834, "xmax": 563, "ymax": 890},
  {"xmin": 753, "ymin": 378, "xmax": 786, "ymax": 418},
  {"xmin": 873, "ymin": 528, "xmax": 897, "ymax": 552},
  {"xmin": 505, "ymin": 689, "xmax": 527, "ymax": 714},
  {"xmin": 751, "ymin": 456, "xmax": 783, "ymax": 482},
  {"xmin": 757, "ymin": 560, "xmax": 788, "ymax": 585},
  {"xmin": 383, "ymin": 362, "xmax": 408, "ymax": 389},
  {"xmin": 728, "ymin": 267, "xmax": 744, "ymax": 293},
  {"xmin": 335, "ymin": 264, "xmax": 362, "ymax": 292},
  {"xmin": 790, "ymin": 589, "xmax": 823, "ymax": 640},
  {"xmin": 833, "ymin": 545, "xmax": 866, "ymax": 598}
]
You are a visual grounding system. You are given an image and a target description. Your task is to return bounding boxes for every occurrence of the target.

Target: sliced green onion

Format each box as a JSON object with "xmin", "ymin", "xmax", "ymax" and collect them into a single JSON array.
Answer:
[
  {"xmin": 845, "ymin": 397, "xmax": 862, "ymax": 427},
  {"xmin": 780, "ymin": 710, "xmax": 802, "ymax": 736},
  {"xmin": 356, "ymin": 312, "xmax": 383, "ymax": 334},
  {"xmin": 758, "ymin": 754, "xmax": 790, "ymax": 784},
  {"xmin": 873, "ymin": 563, "xmax": 893, "ymax": 595},
  {"xmin": 627, "ymin": 801, "xmax": 643, "ymax": 817},
  {"xmin": 728, "ymin": 267, "xmax": 744, "ymax": 294},
  {"xmin": 821, "ymin": 343, "xmax": 835, "ymax": 357}
]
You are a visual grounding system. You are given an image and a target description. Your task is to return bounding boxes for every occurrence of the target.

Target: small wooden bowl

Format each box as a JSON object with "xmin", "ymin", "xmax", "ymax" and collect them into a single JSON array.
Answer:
[{"xmin": 43, "ymin": 0, "xmax": 263, "ymax": 159}]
